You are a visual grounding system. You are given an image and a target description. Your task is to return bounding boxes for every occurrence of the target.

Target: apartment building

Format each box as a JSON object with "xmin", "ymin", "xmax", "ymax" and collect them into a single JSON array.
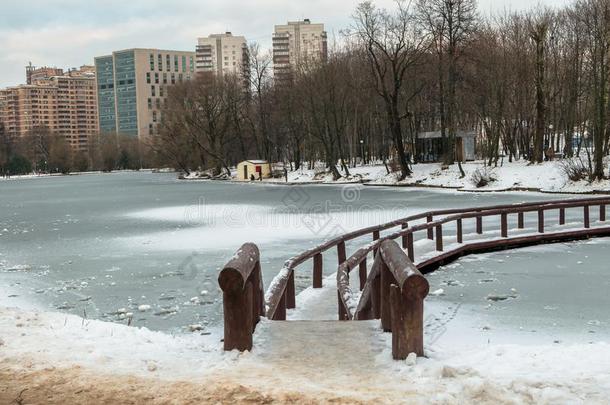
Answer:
[
  {"xmin": 196, "ymin": 32, "xmax": 248, "ymax": 77},
  {"xmin": 272, "ymin": 19, "xmax": 327, "ymax": 81},
  {"xmin": 0, "ymin": 66, "xmax": 98, "ymax": 151},
  {"xmin": 94, "ymin": 48, "xmax": 196, "ymax": 139}
]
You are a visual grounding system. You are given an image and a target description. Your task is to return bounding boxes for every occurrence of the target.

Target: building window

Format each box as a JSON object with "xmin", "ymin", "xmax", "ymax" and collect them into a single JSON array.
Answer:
[
  {"xmin": 163, "ymin": 73, "xmax": 167, "ymax": 84},
  {"xmin": 149, "ymin": 54, "xmax": 154, "ymax": 70},
  {"xmin": 152, "ymin": 111, "xmax": 157, "ymax": 122},
  {"xmin": 182, "ymin": 56, "xmax": 187, "ymax": 72},
  {"xmin": 178, "ymin": 74, "xmax": 183, "ymax": 82},
  {"xmin": 171, "ymin": 73, "xmax": 175, "ymax": 84},
  {"xmin": 146, "ymin": 72, "xmax": 151, "ymax": 84},
  {"xmin": 174, "ymin": 55, "xmax": 179, "ymax": 72},
  {"xmin": 159, "ymin": 86, "xmax": 164, "ymax": 97},
  {"xmin": 151, "ymin": 85, "xmax": 156, "ymax": 96},
  {"xmin": 190, "ymin": 56, "xmax": 194, "ymax": 72},
  {"xmin": 166, "ymin": 55, "xmax": 171, "ymax": 71},
  {"xmin": 148, "ymin": 98, "xmax": 152, "ymax": 109},
  {"xmin": 154, "ymin": 73, "xmax": 159, "ymax": 84},
  {"xmin": 158, "ymin": 54, "xmax": 162, "ymax": 71}
]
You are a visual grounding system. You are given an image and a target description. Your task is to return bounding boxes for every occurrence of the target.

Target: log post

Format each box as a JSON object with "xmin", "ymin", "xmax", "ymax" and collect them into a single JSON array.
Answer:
[
  {"xmin": 359, "ymin": 258, "xmax": 367, "ymax": 291},
  {"xmin": 538, "ymin": 209, "xmax": 544, "ymax": 233},
  {"xmin": 380, "ymin": 262, "xmax": 393, "ymax": 332},
  {"xmin": 584, "ymin": 205, "xmax": 590, "ymax": 228},
  {"xmin": 501, "ymin": 213, "xmax": 508, "ymax": 238},
  {"xmin": 456, "ymin": 218, "xmax": 463, "ymax": 243},
  {"xmin": 390, "ymin": 284, "xmax": 408, "ymax": 360},
  {"xmin": 273, "ymin": 292, "xmax": 286, "ymax": 321},
  {"xmin": 401, "ymin": 223, "xmax": 409, "ymax": 249},
  {"xmin": 337, "ymin": 241, "xmax": 347, "ymax": 265},
  {"xmin": 402, "ymin": 282, "xmax": 425, "ymax": 357},
  {"xmin": 476, "ymin": 215, "xmax": 483, "ymax": 234},
  {"xmin": 251, "ymin": 261, "xmax": 263, "ymax": 325},
  {"xmin": 313, "ymin": 253, "xmax": 323, "ymax": 288},
  {"xmin": 338, "ymin": 290, "xmax": 348, "ymax": 320},
  {"xmin": 371, "ymin": 274, "xmax": 381, "ymax": 319},
  {"xmin": 286, "ymin": 269, "xmax": 296, "ymax": 309},
  {"xmin": 407, "ymin": 233, "xmax": 414, "ymax": 261},
  {"xmin": 427, "ymin": 215, "xmax": 434, "ymax": 240},
  {"xmin": 559, "ymin": 208, "xmax": 566, "ymax": 225},
  {"xmin": 222, "ymin": 281, "xmax": 253, "ymax": 351},
  {"xmin": 435, "ymin": 224, "xmax": 443, "ymax": 252},
  {"xmin": 518, "ymin": 212, "xmax": 524, "ymax": 229},
  {"xmin": 601, "ymin": 205, "xmax": 606, "ymax": 222}
]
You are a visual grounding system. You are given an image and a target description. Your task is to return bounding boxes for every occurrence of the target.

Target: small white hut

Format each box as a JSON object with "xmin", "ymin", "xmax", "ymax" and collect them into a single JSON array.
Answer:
[{"xmin": 236, "ymin": 160, "xmax": 272, "ymax": 181}]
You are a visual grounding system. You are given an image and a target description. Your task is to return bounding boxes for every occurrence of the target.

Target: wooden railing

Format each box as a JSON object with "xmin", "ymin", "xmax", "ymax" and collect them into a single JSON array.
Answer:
[
  {"xmin": 339, "ymin": 240, "xmax": 429, "ymax": 359},
  {"xmin": 266, "ymin": 196, "xmax": 610, "ymax": 320},
  {"xmin": 337, "ymin": 197, "xmax": 610, "ymax": 358},
  {"xmin": 218, "ymin": 243, "xmax": 265, "ymax": 351}
]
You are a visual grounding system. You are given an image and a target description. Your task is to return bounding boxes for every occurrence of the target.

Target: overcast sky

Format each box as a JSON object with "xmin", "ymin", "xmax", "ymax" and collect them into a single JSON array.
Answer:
[{"xmin": 0, "ymin": 0, "xmax": 570, "ymax": 88}]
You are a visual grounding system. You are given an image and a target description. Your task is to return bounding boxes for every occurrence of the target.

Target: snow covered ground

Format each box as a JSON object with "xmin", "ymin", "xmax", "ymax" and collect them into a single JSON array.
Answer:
[{"xmin": 223, "ymin": 159, "xmax": 610, "ymax": 194}]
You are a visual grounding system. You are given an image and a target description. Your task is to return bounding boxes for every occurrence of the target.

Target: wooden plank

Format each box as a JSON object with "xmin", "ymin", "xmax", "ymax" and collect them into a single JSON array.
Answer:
[
  {"xmin": 401, "ymin": 223, "xmax": 409, "ymax": 249},
  {"xmin": 457, "ymin": 218, "xmax": 463, "ymax": 243},
  {"xmin": 427, "ymin": 215, "xmax": 434, "ymax": 240},
  {"xmin": 518, "ymin": 212, "xmax": 524, "ymax": 229},
  {"xmin": 273, "ymin": 292, "xmax": 286, "ymax": 321},
  {"xmin": 407, "ymin": 233, "xmax": 414, "ymax": 261},
  {"xmin": 538, "ymin": 209, "xmax": 544, "ymax": 233},
  {"xmin": 380, "ymin": 262, "xmax": 393, "ymax": 332},
  {"xmin": 501, "ymin": 213, "xmax": 508, "ymax": 238},
  {"xmin": 601, "ymin": 205, "xmax": 607, "ymax": 222},
  {"xmin": 476, "ymin": 216, "xmax": 483, "ymax": 234}
]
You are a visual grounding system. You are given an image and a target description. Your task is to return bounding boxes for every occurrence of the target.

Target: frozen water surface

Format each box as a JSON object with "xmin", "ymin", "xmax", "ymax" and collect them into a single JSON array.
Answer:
[{"xmin": 0, "ymin": 171, "xmax": 605, "ymax": 338}]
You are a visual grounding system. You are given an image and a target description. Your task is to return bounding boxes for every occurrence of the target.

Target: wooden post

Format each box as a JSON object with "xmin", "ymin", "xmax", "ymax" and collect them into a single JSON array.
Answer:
[
  {"xmin": 359, "ymin": 258, "xmax": 367, "ymax": 291},
  {"xmin": 601, "ymin": 205, "xmax": 607, "ymax": 222},
  {"xmin": 435, "ymin": 224, "xmax": 443, "ymax": 252},
  {"xmin": 538, "ymin": 209, "xmax": 544, "ymax": 233},
  {"xmin": 380, "ymin": 262, "xmax": 393, "ymax": 332},
  {"xmin": 338, "ymin": 290, "xmax": 348, "ymax": 320},
  {"xmin": 286, "ymin": 269, "xmax": 296, "ymax": 309},
  {"xmin": 390, "ymin": 285, "xmax": 408, "ymax": 360},
  {"xmin": 584, "ymin": 205, "xmax": 590, "ymax": 228},
  {"xmin": 251, "ymin": 261, "xmax": 263, "ymax": 325},
  {"xmin": 427, "ymin": 215, "xmax": 434, "ymax": 240},
  {"xmin": 401, "ymin": 223, "xmax": 409, "ymax": 249},
  {"xmin": 476, "ymin": 216, "xmax": 483, "ymax": 234},
  {"xmin": 337, "ymin": 241, "xmax": 347, "ymax": 265},
  {"xmin": 403, "ymin": 285, "xmax": 425, "ymax": 357},
  {"xmin": 559, "ymin": 208, "xmax": 566, "ymax": 225},
  {"xmin": 518, "ymin": 212, "xmax": 524, "ymax": 229},
  {"xmin": 407, "ymin": 233, "xmax": 414, "ymax": 261},
  {"xmin": 313, "ymin": 253, "xmax": 323, "ymax": 288},
  {"xmin": 273, "ymin": 292, "xmax": 286, "ymax": 321},
  {"xmin": 456, "ymin": 218, "xmax": 463, "ymax": 243},
  {"xmin": 222, "ymin": 281, "xmax": 253, "ymax": 351},
  {"xmin": 371, "ymin": 275, "xmax": 381, "ymax": 319},
  {"xmin": 501, "ymin": 213, "xmax": 508, "ymax": 238},
  {"xmin": 373, "ymin": 230, "xmax": 380, "ymax": 255}
]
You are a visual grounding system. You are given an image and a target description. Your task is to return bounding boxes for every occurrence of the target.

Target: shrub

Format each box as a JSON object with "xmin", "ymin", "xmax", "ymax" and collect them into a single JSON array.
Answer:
[
  {"xmin": 470, "ymin": 166, "xmax": 496, "ymax": 188},
  {"xmin": 560, "ymin": 158, "xmax": 590, "ymax": 182}
]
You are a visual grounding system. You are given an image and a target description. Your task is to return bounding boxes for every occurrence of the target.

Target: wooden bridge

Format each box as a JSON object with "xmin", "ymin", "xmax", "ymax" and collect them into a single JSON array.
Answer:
[{"xmin": 218, "ymin": 197, "xmax": 610, "ymax": 360}]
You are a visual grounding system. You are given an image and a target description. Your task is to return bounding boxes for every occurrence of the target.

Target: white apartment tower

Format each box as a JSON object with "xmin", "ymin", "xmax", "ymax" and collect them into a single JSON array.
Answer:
[
  {"xmin": 196, "ymin": 32, "xmax": 248, "ymax": 77},
  {"xmin": 273, "ymin": 19, "xmax": 327, "ymax": 81}
]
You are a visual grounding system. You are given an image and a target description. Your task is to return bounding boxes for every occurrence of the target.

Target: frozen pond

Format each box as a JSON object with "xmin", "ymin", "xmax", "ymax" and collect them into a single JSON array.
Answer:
[{"xmin": 0, "ymin": 172, "xmax": 607, "ymax": 337}]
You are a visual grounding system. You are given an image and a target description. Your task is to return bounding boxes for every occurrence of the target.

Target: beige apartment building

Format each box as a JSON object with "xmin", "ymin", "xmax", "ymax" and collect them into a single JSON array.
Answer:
[
  {"xmin": 0, "ymin": 66, "xmax": 98, "ymax": 151},
  {"xmin": 196, "ymin": 32, "xmax": 248, "ymax": 77},
  {"xmin": 273, "ymin": 19, "xmax": 328, "ymax": 81},
  {"xmin": 95, "ymin": 48, "xmax": 195, "ymax": 139}
]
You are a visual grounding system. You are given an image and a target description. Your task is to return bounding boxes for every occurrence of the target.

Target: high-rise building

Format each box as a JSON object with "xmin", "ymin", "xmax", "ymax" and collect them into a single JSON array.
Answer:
[
  {"xmin": 94, "ymin": 48, "xmax": 196, "ymax": 139},
  {"xmin": 196, "ymin": 32, "xmax": 248, "ymax": 78},
  {"xmin": 272, "ymin": 19, "xmax": 327, "ymax": 81},
  {"xmin": 0, "ymin": 66, "xmax": 98, "ymax": 151}
]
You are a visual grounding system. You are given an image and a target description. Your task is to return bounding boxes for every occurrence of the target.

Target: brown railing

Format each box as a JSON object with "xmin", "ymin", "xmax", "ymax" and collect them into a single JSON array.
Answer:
[
  {"xmin": 218, "ymin": 243, "xmax": 264, "ymax": 351},
  {"xmin": 267, "ymin": 196, "xmax": 610, "ymax": 320}
]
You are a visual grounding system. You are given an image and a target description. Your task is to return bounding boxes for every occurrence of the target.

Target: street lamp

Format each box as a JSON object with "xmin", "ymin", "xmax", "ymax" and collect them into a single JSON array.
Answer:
[{"xmin": 359, "ymin": 139, "xmax": 364, "ymax": 166}]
